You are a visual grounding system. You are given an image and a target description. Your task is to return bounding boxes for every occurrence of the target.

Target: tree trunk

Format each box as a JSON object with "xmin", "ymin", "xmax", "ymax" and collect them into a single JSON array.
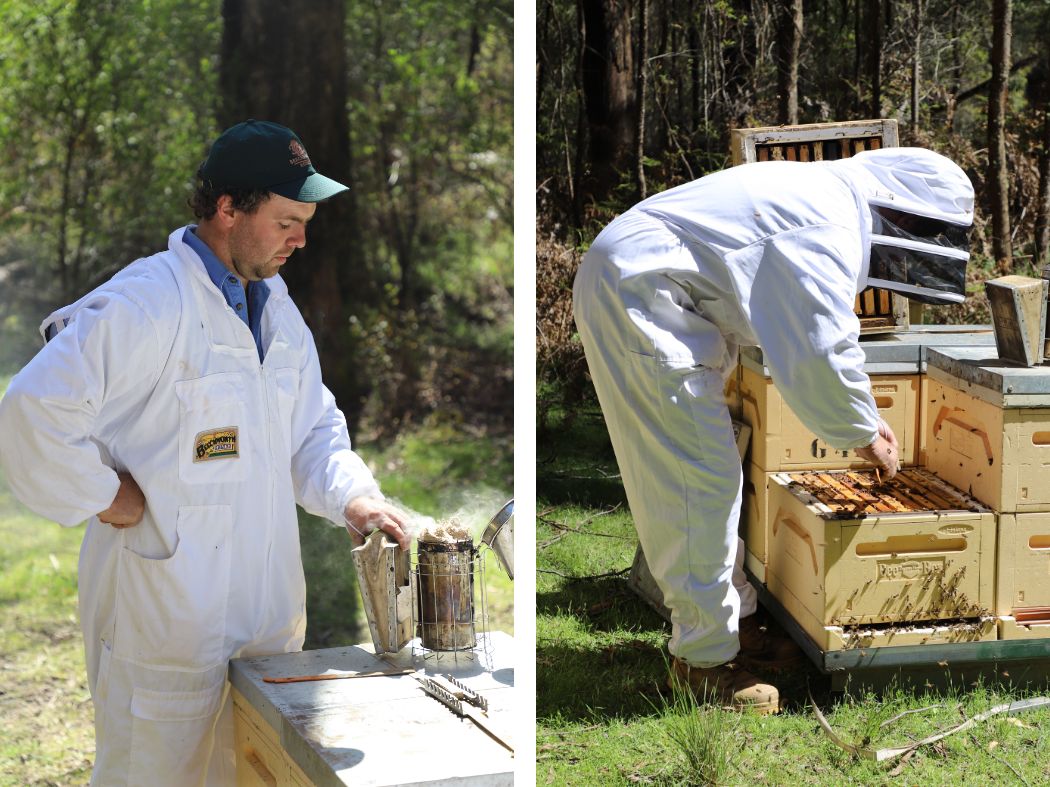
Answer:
[
  {"xmin": 1031, "ymin": 58, "xmax": 1050, "ymax": 267},
  {"xmin": 776, "ymin": 0, "xmax": 803, "ymax": 124},
  {"xmin": 988, "ymin": 0, "xmax": 1013, "ymax": 270},
  {"xmin": 910, "ymin": 0, "xmax": 922, "ymax": 135},
  {"xmin": 219, "ymin": 0, "xmax": 371, "ymax": 432},
  {"xmin": 867, "ymin": 0, "xmax": 883, "ymax": 117},
  {"xmin": 636, "ymin": 0, "xmax": 648, "ymax": 199},
  {"xmin": 1037, "ymin": 107, "xmax": 1050, "ymax": 267},
  {"xmin": 854, "ymin": 0, "xmax": 863, "ymax": 114},
  {"xmin": 580, "ymin": 0, "xmax": 637, "ymax": 203}
]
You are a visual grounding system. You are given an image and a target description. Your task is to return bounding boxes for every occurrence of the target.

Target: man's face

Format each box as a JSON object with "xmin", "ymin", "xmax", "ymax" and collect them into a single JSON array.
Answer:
[{"xmin": 227, "ymin": 194, "xmax": 316, "ymax": 282}]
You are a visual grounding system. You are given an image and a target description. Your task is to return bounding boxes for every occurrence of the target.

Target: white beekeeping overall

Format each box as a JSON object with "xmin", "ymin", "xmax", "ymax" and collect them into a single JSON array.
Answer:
[
  {"xmin": 573, "ymin": 148, "xmax": 973, "ymax": 667},
  {"xmin": 0, "ymin": 227, "xmax": 381, "ymax": 785}
]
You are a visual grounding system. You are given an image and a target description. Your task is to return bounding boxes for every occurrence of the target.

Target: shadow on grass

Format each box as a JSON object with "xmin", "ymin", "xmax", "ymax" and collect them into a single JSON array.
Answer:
[
  {"xmin": 536, "ymin": 576, "xmax": 664, "ymax": 630},
  {"xmin": 537, "ymin": 639, "xmax": 669, "ymax": 721},
  {"xmin": 537, "ymin": 580, "xmax": 838, "ymax": 722},
  {"xmin": 538, "ymin": 403, "xmax": 627, "ymax": 510}
]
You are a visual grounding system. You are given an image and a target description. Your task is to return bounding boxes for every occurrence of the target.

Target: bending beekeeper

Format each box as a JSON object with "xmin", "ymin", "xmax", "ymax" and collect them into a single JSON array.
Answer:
[
  {"xmin": 0, "ymin": 120, "xmax": 411, "ymax": 785},
  {"xmin": 573, "ymin": 147, "xmax": 974, "ymax": 714}
]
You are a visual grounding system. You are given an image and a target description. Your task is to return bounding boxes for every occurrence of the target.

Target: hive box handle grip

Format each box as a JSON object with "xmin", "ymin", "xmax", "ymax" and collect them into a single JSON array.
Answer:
[
  {"xmin": 771, "ymin": 508, "xmax": 818, "ymax": 576},
  {"xmin": 932, "ymin": 406, "xmax": 994, "ymax": 466}
]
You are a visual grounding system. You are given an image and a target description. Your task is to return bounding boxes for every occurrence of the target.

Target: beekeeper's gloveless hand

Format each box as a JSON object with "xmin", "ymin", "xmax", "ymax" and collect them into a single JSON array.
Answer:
[
  {"xmin": 96, "ymin": 472, "xmax": 145, "ymax": 528},
  {"xmin": 855, "ymin": 418, "xmax": 899, "ymax": 479},
  {"xmin": 344, "ymin": 496, "xmax": 411, "ymax": 549}
]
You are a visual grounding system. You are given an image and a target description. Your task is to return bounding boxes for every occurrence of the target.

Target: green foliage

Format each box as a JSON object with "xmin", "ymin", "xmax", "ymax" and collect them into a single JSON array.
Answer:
[
  {"xmin": 344, "ymin": 0, "xmax": 513, "ymax": 434},
  {"xmin": 0, "ymin": 1, "xmax": 512, "ymax": 436},
  {"xmin": 0, "ymin": 0, "xmax": 220, "ymax": 373},
  {"xmin": 656, "ymin": 675, "xmax": 746, "ymax": 785}
]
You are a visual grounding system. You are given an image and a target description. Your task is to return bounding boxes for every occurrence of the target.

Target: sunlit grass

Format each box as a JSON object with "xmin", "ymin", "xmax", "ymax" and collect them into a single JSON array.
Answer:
[{"xmin": 537, "ymin": 399, "xmax": 1050, "ymax": 785}]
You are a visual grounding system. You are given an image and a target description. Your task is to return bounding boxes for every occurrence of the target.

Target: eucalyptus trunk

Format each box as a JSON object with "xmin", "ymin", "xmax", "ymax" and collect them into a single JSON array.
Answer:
[
  {"xmin": 988, "ymin": 0, "xmax": 1013, "ymax": 270},
  {"xmin": 219, "ymin": 0, "xmax": 370, "ymax": 432}
]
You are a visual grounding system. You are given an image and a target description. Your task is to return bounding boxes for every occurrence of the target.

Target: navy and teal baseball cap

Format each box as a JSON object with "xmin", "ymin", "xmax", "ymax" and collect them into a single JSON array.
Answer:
[{"xmin": 198, "ymin": 119, "xmax": 349, "ymax": 202}]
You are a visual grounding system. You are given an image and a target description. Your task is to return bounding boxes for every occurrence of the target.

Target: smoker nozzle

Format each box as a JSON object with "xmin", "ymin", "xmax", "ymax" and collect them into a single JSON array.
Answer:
[{"xmin": 481, "ymin": 499, "xmax": 514, "ymax": 580}]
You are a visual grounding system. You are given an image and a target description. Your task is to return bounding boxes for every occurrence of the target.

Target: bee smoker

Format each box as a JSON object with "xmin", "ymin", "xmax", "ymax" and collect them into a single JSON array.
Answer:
[
  {"xmin": 352, "ymin": 501, "xmax": 513, "ymax": 658},
  {"xmin": 414, "ymin": 535, "xmax": 479, "ymax": 651},
  {"xmin": 412, "ymin": 500, "xmax": 513, "ymax": 656}
]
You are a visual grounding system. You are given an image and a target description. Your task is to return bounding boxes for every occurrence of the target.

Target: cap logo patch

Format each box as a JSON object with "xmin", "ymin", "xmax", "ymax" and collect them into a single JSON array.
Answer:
[
  {"xmin": 289, "ymin": 140, "xmax": 311, "ymax": 168},
  {"xmin": 194, "ymin": 427, "xmax": 239, "ymax": 462}
]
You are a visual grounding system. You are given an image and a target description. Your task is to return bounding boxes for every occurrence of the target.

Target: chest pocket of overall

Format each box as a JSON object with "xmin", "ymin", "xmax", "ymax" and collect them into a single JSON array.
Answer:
[{"xmin": 175, "ymin": 372, "xmax": 251, "ymax": 484}]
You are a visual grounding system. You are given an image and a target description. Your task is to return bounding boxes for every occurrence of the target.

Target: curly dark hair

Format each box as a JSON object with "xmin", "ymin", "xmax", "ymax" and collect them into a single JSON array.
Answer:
[{"xmin": 188, "ymin": 177, "xmax": 272, "ymax": 220}]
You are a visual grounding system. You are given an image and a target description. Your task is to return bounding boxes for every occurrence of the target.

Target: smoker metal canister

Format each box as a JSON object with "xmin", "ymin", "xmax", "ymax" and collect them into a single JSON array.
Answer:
[{"xmin": 415, "ymin": 537, "xmax": 477, "ymax": 651}]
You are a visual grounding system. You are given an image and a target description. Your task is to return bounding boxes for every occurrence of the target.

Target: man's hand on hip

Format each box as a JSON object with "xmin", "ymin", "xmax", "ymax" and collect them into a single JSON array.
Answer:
[
  {"xmin": 97, "ymin": 472, "xmax": 145, "ymax": 528},
  {"xmin": 344, "ymin": 497, "xmax": 411, "ymax": 550}
]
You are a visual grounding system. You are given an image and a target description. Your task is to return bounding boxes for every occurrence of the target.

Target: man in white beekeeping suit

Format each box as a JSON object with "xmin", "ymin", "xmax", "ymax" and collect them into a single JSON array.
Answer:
[
  {"xmin": 0, "ymin": 120, "xmax": 412, "ymax": 784},
  {"xmin": 573, "ymin": 147, "xmax": 974, "ymax": 714}
]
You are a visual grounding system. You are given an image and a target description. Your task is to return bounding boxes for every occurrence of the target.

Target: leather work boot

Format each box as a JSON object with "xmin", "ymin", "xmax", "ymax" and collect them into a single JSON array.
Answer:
[
  {"xmin": 668, "ymin": 657, "xmax": 780, "ymax": 715},
  {"xmin": 736, "ymin": 613, "xmax": 806, "ymax": 673}
]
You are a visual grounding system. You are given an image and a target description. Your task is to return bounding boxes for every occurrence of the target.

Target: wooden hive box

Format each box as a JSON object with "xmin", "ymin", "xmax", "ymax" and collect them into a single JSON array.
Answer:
[
  {"xmin": 997, "ymin": 513, "xmax": 1050, "ymax": 640},
  {"xmin": 735, "ymin": 329, "xmax": 998, "ymax": 585},
  {"xmin": 730, "ymin": 118, "xmax": 906, "ymax": 335},
  {"xmin": 766, "ymin": 468, "xmax": 996, "ymax": 652},
  {"xmin": 924, "ymin": 346, "xmax": 1050, "ymax": 513},
  {"xmin": 736, "ymin": 358, "xmax": 920, "ymax": 472},
  {"xmin": 741, "ymin": 460, "xmax": 771, "ymax": 582}
]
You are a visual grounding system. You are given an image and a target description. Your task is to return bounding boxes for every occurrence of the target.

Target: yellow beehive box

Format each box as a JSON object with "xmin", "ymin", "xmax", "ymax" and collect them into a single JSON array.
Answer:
[
  {"xmin": 820, "ymin": 618, "xmax": 996, "ymax": 652},
  {"xmin": 741, "ymin": 461, "xmax": 771, "ymax": 582},
  {"xmin": 998, "ymin": 617, "xmax": 1050, "ymax": 641},
  {"xmin": 737, "ymin": 362, "xmax": 919, "ymax": 472},
  {"xmin": 996, "ymin": 513, "xmax": 1050, "ymax": 640},
  {"xmin": 924, "ymin": 370, "xmax": 1050, "ymax": 513},
  {"xmin": 766, "ymin": 469, "xmax": 996, "ymax": 650}
]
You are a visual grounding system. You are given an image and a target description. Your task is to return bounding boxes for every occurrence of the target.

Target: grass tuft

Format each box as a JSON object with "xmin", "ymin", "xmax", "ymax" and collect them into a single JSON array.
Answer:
[{"xmin": 656, "ymin": 667, "xmax": 745, "ymax": 786}]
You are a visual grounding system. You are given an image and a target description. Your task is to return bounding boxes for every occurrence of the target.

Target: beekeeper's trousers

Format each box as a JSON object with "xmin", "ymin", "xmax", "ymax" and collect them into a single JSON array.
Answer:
[{"xmin": 573, "ymin": 223, "xmax": 758, "ymax": 668}]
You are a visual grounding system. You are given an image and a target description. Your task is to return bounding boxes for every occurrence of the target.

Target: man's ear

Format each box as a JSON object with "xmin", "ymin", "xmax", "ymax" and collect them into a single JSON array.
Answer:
[{"xmin": 215, "ymin": 194, "xmax": 238, "ymax": 227}]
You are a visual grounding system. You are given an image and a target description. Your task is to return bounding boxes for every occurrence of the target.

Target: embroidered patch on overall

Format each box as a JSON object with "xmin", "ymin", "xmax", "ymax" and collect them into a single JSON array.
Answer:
[{"xmin": 194, "ymin": 427, "xmax": 239, "ymax": 462}]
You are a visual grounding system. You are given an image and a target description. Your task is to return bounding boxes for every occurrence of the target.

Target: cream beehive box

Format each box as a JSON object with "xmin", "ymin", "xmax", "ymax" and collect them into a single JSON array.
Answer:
[
  {"xmin": 734, "ymin": 329, "xmax": 996, "ymax": 581},
  {"xmin": 736, "ymin": 361, "xmax": 919, "ymax": 471},
  {"xmin": 765, "ymin": 468, "xmax": 997, "ymax": 651},
  {"xmin": 741, "ymin": 460, "xmax": 771, "ymax": 582},
  {"xmin": 925, "ymin": 346, "xmax": 1050, "ymax": 513},
  {"xmin": 732, "ymin": 328, "xmax": 995, "ymax": 474},
  {"xmin": 996, "ymin": 512, "xmax": 1050, "ymax": 640}
]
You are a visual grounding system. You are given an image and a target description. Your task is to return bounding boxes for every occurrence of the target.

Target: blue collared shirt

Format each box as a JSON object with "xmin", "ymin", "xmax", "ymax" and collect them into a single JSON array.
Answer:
[{"xmin": 183, "ymin": 227, "xmax": 270, "ymax": 362}]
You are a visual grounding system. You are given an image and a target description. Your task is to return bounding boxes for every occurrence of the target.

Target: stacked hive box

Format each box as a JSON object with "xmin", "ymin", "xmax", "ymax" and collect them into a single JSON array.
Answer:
[
  {"xmin": 733, "ymin": 328, "xmax": 996, "ymax": 585},
  {"xmin": 924, "ymin": 346, "xmax": 1050, "ymax": 641},
  {"xmin": 763, "ymin": 468, "xmax": 997, "ymax": 650}
]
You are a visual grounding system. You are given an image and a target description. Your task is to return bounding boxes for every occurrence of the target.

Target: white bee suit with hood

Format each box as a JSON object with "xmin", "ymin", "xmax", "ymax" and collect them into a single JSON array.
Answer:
[
  {"xmin": 573, "ymin": 148, "xmax": 973, "ymax": 667},
  {"xmin": 0, "ymin": 227, "xmax": 382, "ymax": 786}
]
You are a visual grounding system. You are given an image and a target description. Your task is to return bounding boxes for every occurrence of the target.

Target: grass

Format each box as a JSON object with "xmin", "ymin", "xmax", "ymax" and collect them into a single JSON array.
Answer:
[
  {"xmin": 0, "ymin": 372, "xmax": 512, "ymax": 784},
  {"xmin": 0, "ymin": 476, "xmax": 95, "ymax": 787},
  {"xmin": 537, "ymin": 397, "xmax": 1050, "ymax": 786}
]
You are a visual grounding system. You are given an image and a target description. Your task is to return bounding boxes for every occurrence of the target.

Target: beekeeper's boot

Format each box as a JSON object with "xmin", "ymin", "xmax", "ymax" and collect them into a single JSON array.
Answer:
[
  {"xmin": 736, "ymin": 613, "xmax": 806, "ymax": 673},
  {"xmin": 668, "ymin": 656, "xmax": 780, "ymax": 715}
]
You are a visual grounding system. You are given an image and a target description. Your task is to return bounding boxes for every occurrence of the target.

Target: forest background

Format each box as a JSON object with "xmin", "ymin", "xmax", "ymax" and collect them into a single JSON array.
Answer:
[
  {"xmin": 0, "ymin": 1, "xmax": 512, "ymax": 783},
  {"xmin": 536, "ymin": 1, "xmax": 1050, "ymax": 783},
  {"xmin": 537, "ymin": 0, "xmax": 1050, "ymax": 411}
]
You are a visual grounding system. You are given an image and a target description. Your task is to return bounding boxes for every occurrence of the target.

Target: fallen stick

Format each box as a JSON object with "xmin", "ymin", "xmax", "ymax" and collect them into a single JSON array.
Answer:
[{"xmin": 809, "ymin": 691, "xmax": 1050, "ymax": 763}]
